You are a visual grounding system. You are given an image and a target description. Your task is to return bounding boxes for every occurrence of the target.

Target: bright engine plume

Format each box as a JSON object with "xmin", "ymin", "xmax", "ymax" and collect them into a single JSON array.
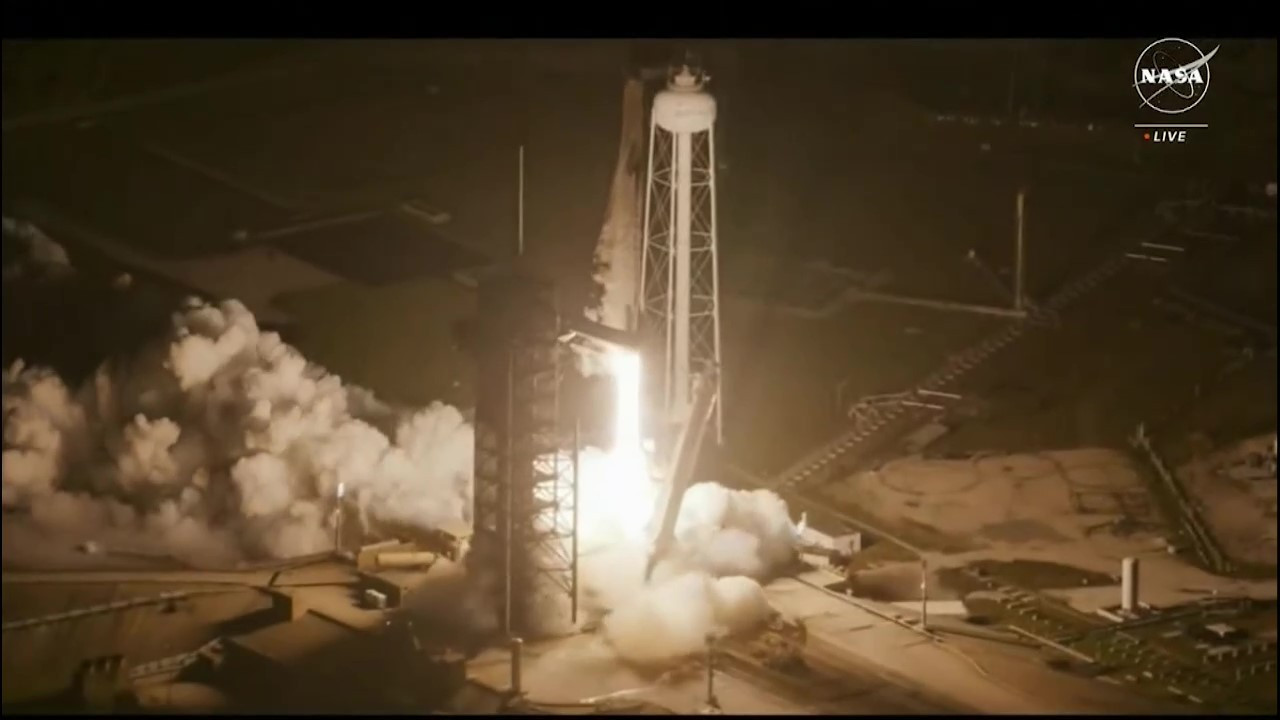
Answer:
[
  {"xmin": 577, "ymin": 347, "xmax": 656, "ymax": 546},
  {"xmin": 568, "ymin": 346, "xmax": 798, "ymax": 666}
]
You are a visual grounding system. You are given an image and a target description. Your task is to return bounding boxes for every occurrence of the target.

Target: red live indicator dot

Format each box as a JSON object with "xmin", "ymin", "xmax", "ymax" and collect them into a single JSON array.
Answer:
[{"xmin": 1143, "ymin": 133, "xmax": 1151, "ymax": 141}]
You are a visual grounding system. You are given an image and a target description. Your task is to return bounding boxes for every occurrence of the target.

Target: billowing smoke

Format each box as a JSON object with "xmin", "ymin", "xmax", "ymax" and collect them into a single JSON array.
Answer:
[
  {"xmin": 554, "ymin": 344, "xmax": 799, "ymax": 666},
  {"xmin": 601, "ymin": 572, "xmax": 773, "ymax": 666},
  {"xmin": 3, "ymin": 262, "xmax": 798, "ymax": 667},
  {"xmin": 3, "ymin": 216, "xmax": 74, "ymax": 281},
  {"xmin": 576, "ymin": 477, "xmax": 797, "ymax": 666},
  {"xmin": 673, "ymin": 483, "xmax": 799, "ymax": 578},
  {"xmin": 2, "ymin": 297, "xmax": 473, "ymax": 568},
  {"xmin": 457, "ymin": 448, "xmax": 798, "ymax": 667}
]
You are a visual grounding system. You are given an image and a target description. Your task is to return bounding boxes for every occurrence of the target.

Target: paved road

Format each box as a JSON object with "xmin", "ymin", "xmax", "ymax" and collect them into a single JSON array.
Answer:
[
  {"xmin": 468, "ymin": 625, "xmax": 958, "ymax": 716},
  {"xmin": 764, "ymin": 571, "xmax": 1186, "ymax": 714}
]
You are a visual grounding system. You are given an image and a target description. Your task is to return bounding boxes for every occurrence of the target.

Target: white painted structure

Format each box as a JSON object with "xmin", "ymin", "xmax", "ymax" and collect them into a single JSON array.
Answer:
[
  {"xmin": 640, "ymin": 65, "xmax": 724, "ymax": 445},
  {"xmin": 1121, "ymin": 556, "xmax": 1139, "ymax": 612}
]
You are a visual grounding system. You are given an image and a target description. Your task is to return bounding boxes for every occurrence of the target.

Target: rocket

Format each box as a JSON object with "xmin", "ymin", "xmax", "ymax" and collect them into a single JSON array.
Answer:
[
  {"xmin": 645, "ymin": 371, "xmax": 718, "ymax": 581},
  {"xmin": 587, "ymin": 75, "xmax": 647, "ymax": 334}
]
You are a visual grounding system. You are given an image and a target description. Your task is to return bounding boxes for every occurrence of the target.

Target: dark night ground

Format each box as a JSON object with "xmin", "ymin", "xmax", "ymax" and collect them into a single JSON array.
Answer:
[{"xmin": 2, "ymin": 39, "xmax": 1277, "ymax": 471}]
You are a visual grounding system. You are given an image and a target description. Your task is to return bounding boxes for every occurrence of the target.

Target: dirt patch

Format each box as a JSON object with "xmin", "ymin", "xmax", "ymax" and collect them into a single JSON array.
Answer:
[
  {"xmin": 1176, "ymin": 433, "xmax": 1277, "ymax": 568},
  {"xmin": 894, "ymin": 517, "xmax": 975, "ymax": 554},
  {"xmin": 841, "ymin": 538, "xmax": 919, "ymax": 574},
  {"xmin": 962, "ymin": 559, "xmax": 1115, "ymax": 592},
  {"xmin": 980, "ymin": 519, "xmax": 1073, "ymax": 544},
  {"xmin": 821, "ymin": 448, "xmax": 1158, "ymax": 553}
]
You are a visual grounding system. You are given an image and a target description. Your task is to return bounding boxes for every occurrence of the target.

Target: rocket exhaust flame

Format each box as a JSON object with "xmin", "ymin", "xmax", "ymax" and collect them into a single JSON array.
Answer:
[
  {"xmin": 568, "ymin": 347, "xmax": 659, "ymax": 550},
  {"xmin": 568, "ymin": 345, "xmax": 799, "ymax": 665},
  {"xmin": 604, "ymin": 348, "xmax": 656, "ymax": 542},
  {"xmin": 646, "ymin": 370, "xmax": 718, "ymax": 581}
]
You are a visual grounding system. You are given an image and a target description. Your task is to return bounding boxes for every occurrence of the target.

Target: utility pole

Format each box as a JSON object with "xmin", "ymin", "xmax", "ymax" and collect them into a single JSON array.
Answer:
[
  {"xmin": 503, "ymin": 351, "xmax": 515, "ymax": 638},
  {"xmin": 920, "ymin": 558, "xmax": 930, "ymax": 631},
  {"xmin": 571, "ymin": 420, "xmax": 580, "ymax": 626},
  {"xmin": 509, "ymin": 636, "xmax": 524, "ymax": 699},
  {"xmin": 1014, "ymin": 188, "xmax": 1026, "ymax": 313},
  {"xmin": 517, "ymin": 145, "xmax": 526, "ymax": 257},
  {"xmin": 702, "ymin": 633, "xmax": 722, "ymax": 714}
]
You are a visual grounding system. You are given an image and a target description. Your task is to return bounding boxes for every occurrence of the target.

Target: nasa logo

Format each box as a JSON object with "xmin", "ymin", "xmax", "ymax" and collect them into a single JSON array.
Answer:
[
  {"xmin": 1141, "ymin": 67, "xmax": 1204, "ymax": 85},
  {"xmin": 1133, "ymin": 38, "xmax": 1219, "ymax": 114}
]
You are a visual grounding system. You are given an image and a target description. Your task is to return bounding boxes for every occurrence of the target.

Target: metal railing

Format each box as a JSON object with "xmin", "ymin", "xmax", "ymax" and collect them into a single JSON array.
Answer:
[{"xmin": 1130, "ymin": 424, "xmax": 1232, "ymax": 575}]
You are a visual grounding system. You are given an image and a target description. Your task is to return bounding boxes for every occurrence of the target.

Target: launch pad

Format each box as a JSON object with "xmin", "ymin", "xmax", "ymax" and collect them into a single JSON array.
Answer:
[{"xmin": 469, "ymin": 61, "xmax": 730, "ymax": 639}]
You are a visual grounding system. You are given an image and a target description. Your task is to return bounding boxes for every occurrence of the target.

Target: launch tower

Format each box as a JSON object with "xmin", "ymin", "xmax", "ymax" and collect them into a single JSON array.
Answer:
[
  {"xmin": 639, "ymin": 64, "xmax": 724, "ymax": 447},
  {"xmin": 471, "ymin": 268, "xmax": 578, "ymax": 638}
]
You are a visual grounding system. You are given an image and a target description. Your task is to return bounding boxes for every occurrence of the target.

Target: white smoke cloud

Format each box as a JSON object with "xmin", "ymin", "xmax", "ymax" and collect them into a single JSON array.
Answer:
[
  {"xmin": 455, "ymin": 448, "xmax": 796, "ymax": 667},
  {"xmin": 2, "ymin": 361, "xmax": 89, "ymax": 506},
  {"xmin": 3, "ymin": 289, "xmax": 798, "ymax": 668},
  {"xmin": 2, "ymin": 297, "xmax": 474, "ymax": 568},
  {"xmin": 2, "ymin": 216, "xmax": 73, "ymax": 281},
  {"xmin": 674, "ymin": 483, "xmax": 799, "ymax": 578},
  {"xmin": 578, "ymin": 480, "xmax": 797, "ymax": 666},
  {"xmin": 601, "ymin": 572, "xmax": 772, "ymax": 666}
]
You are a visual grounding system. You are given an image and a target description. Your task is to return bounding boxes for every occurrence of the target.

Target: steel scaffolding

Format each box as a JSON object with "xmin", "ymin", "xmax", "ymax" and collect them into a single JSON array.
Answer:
[{"xmin": 472, "ymin": 270, "xmax": 577, "ymax": 637}]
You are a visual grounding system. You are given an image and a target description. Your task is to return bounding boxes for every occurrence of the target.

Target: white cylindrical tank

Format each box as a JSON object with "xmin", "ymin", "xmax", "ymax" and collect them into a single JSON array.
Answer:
[
  {"xmin": 653, "ymin": 69, "xmax": 717, "ymax": 134},
  {"xmin": 1121, "ymin": 557, "xmax": 1139, "ymax": 612},
  {"xmin": 510, "ymin": 636, "xmax": 524, "ymax": 696}
]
